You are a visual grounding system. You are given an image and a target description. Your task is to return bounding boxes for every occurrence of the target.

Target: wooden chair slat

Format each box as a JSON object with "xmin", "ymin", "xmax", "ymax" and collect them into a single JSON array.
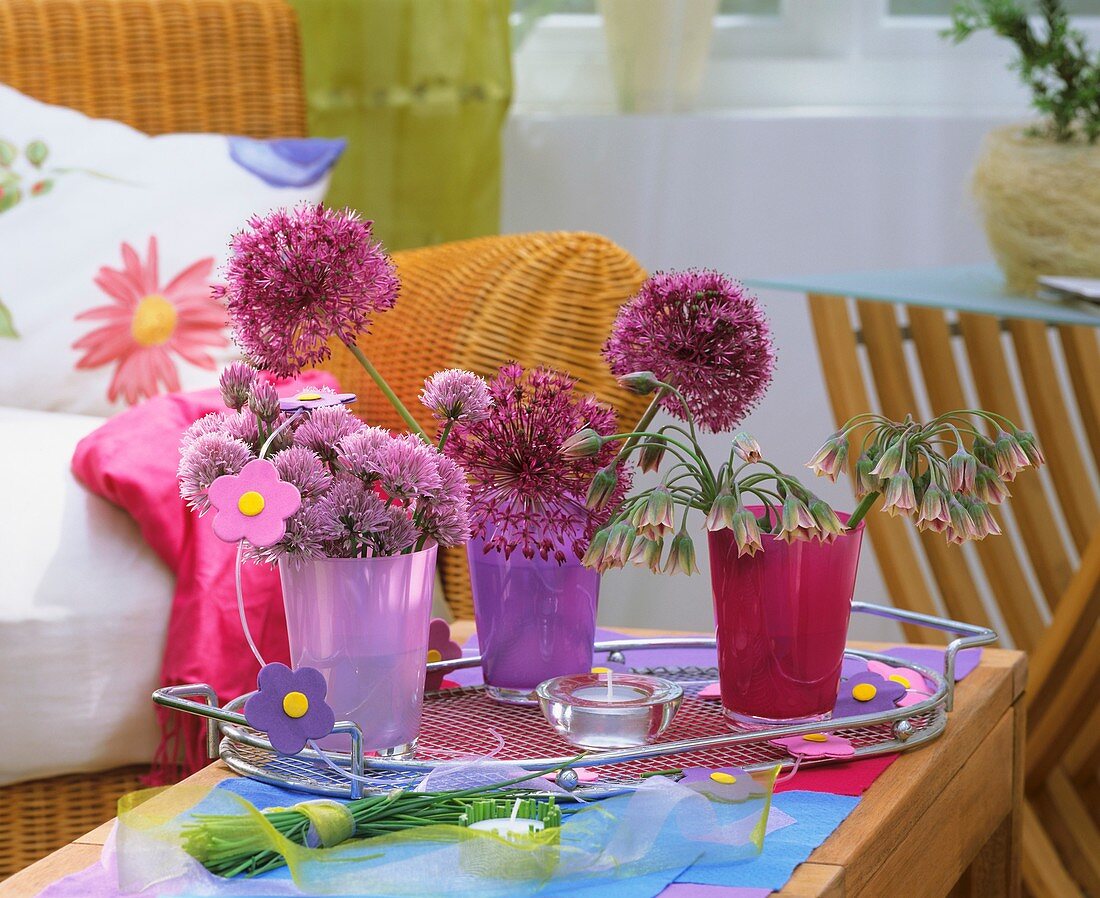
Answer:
[
  {"xmin": 1063, "ymin": 701, "xmax": 1100, "ymax": 785},
  {"xmin": 1007, "ymin": 320, "xmax": 1099, "ymax": 553},
  {"xmin": 908, "ymin": 307, "xmax": 1039, "ymax": 647},
  {"xmin": 1023, "ymin": 802, "xmax": 1086, "ymax": 898},
  {"xmin": 808, "ymin": 294, "xmax": 942, "ymax": 641},
  {"xmin": 857, "ymin": 301, "xmax": 988, "ymax": 635},
  {"xmin": 1033, "ymin": 769, "xmax": 1100, "ymax": 897},
  {"xmin": 958, "ymin": 313, "xmax": 1074, "ymax": 606},
  {"xmin": 1058, "ymin": 325, "xmax": 1100, "ymax": 469}
]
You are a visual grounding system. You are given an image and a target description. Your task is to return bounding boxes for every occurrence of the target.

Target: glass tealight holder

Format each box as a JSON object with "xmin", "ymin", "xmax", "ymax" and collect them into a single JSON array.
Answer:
[{"xmin": 536, "ymin": 670, "xmax": 683, "ymax": 750}]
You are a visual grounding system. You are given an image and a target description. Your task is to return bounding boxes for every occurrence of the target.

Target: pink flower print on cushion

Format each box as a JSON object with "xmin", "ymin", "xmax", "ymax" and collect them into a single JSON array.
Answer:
[
  {"xmin": 207, "ymin": 458, "xmax": 302, "ymax": 547},
  {"xmin": 73, "ymin": 237, "xmax": 228, "ymax": 405}
]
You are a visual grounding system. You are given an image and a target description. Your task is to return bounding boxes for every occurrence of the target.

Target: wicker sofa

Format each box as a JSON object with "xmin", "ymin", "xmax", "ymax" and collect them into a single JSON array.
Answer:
[{"xmin": 0, "ymin": 0, "xmax": 650, "ymax": 876}]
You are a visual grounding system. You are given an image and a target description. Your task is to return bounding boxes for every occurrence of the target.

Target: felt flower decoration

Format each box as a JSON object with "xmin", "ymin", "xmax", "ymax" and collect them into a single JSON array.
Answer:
[
  {"xmin": 769, "ymin": 732, "xmax": 855, "ymax": 760},
  {"xmin": 840, "ymin": 655, "xmax": 869, "ymax": 680},
  {"xmin": 833, "ymin": 671, "xmax": 907, "ymax": 719},
  {"xmin": 424, "ymin": 618, "xmax": 462, "ymax": 692},
  {"xmin": 207, "ymin": 458, "xmax": 302, "ymax": 547},
  {"xmin": 697, "ymin": 682, "xmax": 721, "ymax": 700},
  {"xmin": 244, "ymin": 662, "xmax": 335, "ymax": 756},
  {"xmin": 867, "ymin": 660, "xmax": 934, "ymax": 708},
  {"xmin": 679, "ymin": 766, "xmax": 766, "ymax": 802},
  {"xmin": 279, "ymin": 388, "xmax": 357, "ymax": 413}
]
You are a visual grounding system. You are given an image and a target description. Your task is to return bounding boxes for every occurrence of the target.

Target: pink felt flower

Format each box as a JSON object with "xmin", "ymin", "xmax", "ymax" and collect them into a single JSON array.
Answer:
[
  {"xmin": 868, "ymin": 660, "xmax": 933, "ymax": 708},
  {"xmin": 424, "ymin": 618, "xmax": 462, "ymax": 692},
  {"xmin": 279, "ymin": 388, "xmax": 357, "ymax": 413},
  {"xmin": 769, "ymin": 733, "xmax": 855, "ymax": 760},
  {"xmin": 208, "ymin": 458, "xmax": 302, "ymax": 547},
  {"xmin": 73, "ymin": 237, "xmax": 228, "ymax": 405}
]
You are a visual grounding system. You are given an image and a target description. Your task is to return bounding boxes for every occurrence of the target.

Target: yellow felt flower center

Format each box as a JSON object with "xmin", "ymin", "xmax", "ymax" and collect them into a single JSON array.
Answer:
[
  {"xmin": 238, "ymin": 491, "xmax": 266, "ymax": 517},
  {"xmin": 888, "ymin": 674, "xmax": 911, "ymax": 689},
  {"xmin": 709, "ymin": 772, "xmax": 737, "ymax": 784},
  {"xmin": 282, "ymin": 691, "xmax": 309, "ymax": 718},
  {"xmin": 297, "ymin": 391, "xmax": 323, "ymax": 401},
  {"xmin": 426, "ymin": 649, "xmax": 442, "ymax": 663},
  {"xmin": 130, "ymin": 295, "xmax": 177, "ymax": 346},
  {"xmin": 802, "ymin": 733, "xmax": 828, "ymax": 743},
  {"xmin": 852, "ymin": 683, "xmax": 878, "ymax": 702},
  {"xmin": 590, "ymin": 666, "xmax": 611, "ymax": 675}
]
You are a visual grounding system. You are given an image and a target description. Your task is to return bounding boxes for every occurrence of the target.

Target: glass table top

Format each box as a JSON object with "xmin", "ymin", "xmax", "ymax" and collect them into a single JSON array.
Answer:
[{"xmin": 745, "ymin": 264, "xmax": 1100, "ymax": 329}]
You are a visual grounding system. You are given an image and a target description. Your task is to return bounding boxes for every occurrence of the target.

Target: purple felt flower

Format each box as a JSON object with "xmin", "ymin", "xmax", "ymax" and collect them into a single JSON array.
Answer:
[
  {"xmin": 679, "ymin": 766, "xmax": 765, "ymax": 802},
  {"xmin": 279, "ymin": 387, "xmax": 357, "ymax": 413},
  {"xmin": 833, "ymin": 671, "xmax": 907, "ymax": 719},
  {"xmin": 244, "ymin": 662, "xmax": 335, "ymax": 755},
  {"xmin": 769, "ymin": 733, "xmax": 855, "ymax": 760},
  {"xmin": 840, "ymin": 656, "xmax": 869, "ymax": 680},
  {"xmin": 207, "ymin": 458, "xmax": 302, "ymax": 547},
  {"xmin": 424, "ymin": 618, "xmax": 462, "ymax": 692},
  {"xmin": 868, "ymin": 660, "xmax": 933, "ymax": 708}
]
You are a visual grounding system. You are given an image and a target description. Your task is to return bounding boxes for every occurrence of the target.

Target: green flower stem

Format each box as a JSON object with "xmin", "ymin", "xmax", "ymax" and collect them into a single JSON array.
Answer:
[
  {"xmin": 616, "ymin": 388, "xmax": 669, "ymax": 462},
  {"xmin": 346, "ymin": 342, "xmax": 428, "ymax": 440},
  {"xmin": 436, "ymin": 419, "xmax": 455, "ymax": 452},
  {"xmin": 844, "ymin": 490, "xmax": 881, "ymax": 530}
]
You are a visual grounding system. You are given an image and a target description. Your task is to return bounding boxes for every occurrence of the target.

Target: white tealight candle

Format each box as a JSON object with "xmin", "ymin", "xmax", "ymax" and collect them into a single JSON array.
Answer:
[
  {"xmin": 467, "ymin": 818, "xmax": 545, "ymax": 837},
  {"xmin": 571, "ymin": 684, "xmax": 648, "ymax": 703}
]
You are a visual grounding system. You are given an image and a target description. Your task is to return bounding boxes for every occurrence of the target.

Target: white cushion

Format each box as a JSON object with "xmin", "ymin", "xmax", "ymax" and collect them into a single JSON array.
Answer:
[
  {"xmin": 0, "ymin": 82, "xmax": 342, "ymax": 416},
  {"xmin": 0, "ymin": 406, "xmax": 173, "ymax": 784}
]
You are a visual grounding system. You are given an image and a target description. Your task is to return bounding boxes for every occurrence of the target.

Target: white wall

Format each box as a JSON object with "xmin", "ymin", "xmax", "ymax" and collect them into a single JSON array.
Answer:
[{"xmin": 500, "ymin": 110, "xmax": 1020, "ymax": 639}]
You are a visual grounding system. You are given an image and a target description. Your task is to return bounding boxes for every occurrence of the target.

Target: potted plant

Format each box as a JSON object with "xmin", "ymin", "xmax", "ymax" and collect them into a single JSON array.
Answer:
[
  {"xmin": 946, "ymin": 0, "xmax": 1100, "ymax": 293},
  {"xmin": 573, "ymin": 270, "xmax": 1044, "ymax": 728},
  {"xmin": 442, "ymin": 363, "xmax": 630, "ymax": 705}
]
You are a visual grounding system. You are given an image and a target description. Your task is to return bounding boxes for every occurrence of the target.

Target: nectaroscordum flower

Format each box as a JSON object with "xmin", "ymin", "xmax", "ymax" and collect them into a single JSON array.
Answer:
[
  {"xmin": 444, "ymin": 363, "xmax": 628, "ymax": 562},
  {"xmin": 603, "ymin": 269, "xmax": 775, "ymax": 433},
  {"xmin": 215, "ymin": 204, "xmax": 399, "ymax": 376}
]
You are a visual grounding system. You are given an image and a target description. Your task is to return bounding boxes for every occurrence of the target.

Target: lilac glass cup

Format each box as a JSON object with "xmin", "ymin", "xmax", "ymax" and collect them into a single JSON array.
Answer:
[
  {"xmin": 467, "ymin": 535, "xmax": 600, "ymax": 705},
  {"xmin": 279, "ymin": 545, "xmax": 437, "ymax": 755},
  {"xmin": 708, "ymin": 508, "xmax": 864, "ymax": 729}
]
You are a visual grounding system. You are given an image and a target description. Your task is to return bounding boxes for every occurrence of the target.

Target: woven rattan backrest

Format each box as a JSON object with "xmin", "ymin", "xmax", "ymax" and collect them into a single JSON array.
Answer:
[
  {"xmin": 322, "ymin": 231, "xmax": 651, "ymax": 618},
  {"xmin": 808, "ymin": 294, "xmax": 1100, "ymax": 650},
  {"xmin": 0, "ymin": 0, "xmax": 306, "ymax": 138}
]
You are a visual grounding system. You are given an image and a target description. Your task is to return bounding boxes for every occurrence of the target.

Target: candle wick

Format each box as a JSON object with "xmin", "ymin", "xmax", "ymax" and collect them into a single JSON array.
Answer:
[
  {"xmin": 606, "ymin": 669, "xmax": 613, "ymax": 703},
  {"xmin": 510, "ymin": 797, "xmax": 522, "ymax": 823}
]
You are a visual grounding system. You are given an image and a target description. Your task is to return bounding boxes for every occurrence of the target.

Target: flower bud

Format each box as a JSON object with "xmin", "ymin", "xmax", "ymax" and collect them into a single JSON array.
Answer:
[
  {"xmin": 561, "ymin": 428, "xmax": 604, "ymax": 459},
  {"xmin": 732, "ymin": 432, "xmax": 763, "ymax": 464},
  {"xmin": 638, "ymin": 437, "xmax": 667, "ymax": 473},
  {"xmin": 806, "ymin": 432, "xmax": 847, "ymax": 481},
  {"xmin": 584, "ymin": 463, "xmax": 620, "ymax": 510},
  {"xmin": 947, "ymin": 447, "xmax": 977, "ymax": 493},
  {"xmin": 1013, "ymin": 428, "xmax": 1045, "ymax": 467},
  {"xmin": 617, "ymin": 371, "xmax": 661, "ymax": 395},
  {"xmin": 605, "ymin": 520, "xmax": 638, "ymax": 564},
  {"xmin": 249, "ymin": 379, "xmax": 281, "ymax": 423},
  {"xmin": 663, "ymin": 530, "xmax": 699, "ymax": 575},
  {"xmin": 219, "ymin": 361, "xmax": 257, "ymax": 411},
  {"xmin": 582, "ymin": 526, "xmax": 612, "ymax": 570},
  {"xmin": 854, "ymin": 453, "xmax": 879, "ymax": 498}
]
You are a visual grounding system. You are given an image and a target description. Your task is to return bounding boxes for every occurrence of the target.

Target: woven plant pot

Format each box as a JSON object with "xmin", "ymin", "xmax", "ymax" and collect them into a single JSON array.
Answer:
[{"xmin": 973, "ymin": 125, "xmax": 1100, "ymax": 295}]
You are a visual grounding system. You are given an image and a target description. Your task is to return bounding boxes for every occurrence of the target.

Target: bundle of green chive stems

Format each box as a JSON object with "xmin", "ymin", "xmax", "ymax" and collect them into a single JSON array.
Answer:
[{"xmin": 182, "ymin": 764, "xmax": 580, "ymax": 878}]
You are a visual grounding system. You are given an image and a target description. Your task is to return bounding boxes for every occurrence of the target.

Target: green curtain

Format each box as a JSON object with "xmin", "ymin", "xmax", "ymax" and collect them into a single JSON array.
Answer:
[{"xmin": 289, "ymin": 0, "xmax": 513, "ymax": 250}]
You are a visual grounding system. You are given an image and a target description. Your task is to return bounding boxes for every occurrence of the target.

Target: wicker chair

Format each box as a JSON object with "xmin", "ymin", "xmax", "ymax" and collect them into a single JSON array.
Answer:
[
  {"xmin": 320, "ymin": 230, "xmax": 653, "ymax": 618},
  {"xmin": 0, "ymin": 0, "xmax": 307, "ymax": 878}
]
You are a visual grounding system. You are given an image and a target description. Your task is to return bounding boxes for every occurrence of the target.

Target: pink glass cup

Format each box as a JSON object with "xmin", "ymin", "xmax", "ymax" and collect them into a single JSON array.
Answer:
[
  {"xmin": 708, "ymin": 508, "xmax": 864, "ymax": 729},
  {"xmin": 467, "ymin": 535, "xmax": 600, "ymax": 705},
  {"xmin": 279, "ymin": 545, "xmax": 437, "ymax": 755}
]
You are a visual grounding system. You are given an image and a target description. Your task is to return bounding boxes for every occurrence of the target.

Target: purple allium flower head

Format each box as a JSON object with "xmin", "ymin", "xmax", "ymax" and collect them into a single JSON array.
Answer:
[
  {"xmin": 420, "ymin": 369, "xmax": 491, "ymax": 424},
  {"xmin": 223, "ymin": 409, "xmax": 261, "ymax": 449},
  {"xmin": 314, "ymin": 477, "xmax": 391, "ymax": 555},
  {"xmin": 271, "ymin": 445, "xmax": 333, "ymax": 502},
  {"xmin": 373, "ymin": 434, "xmax": 443, "ymax": 501},
  {"xmin": 181, "ymin": 412, "xmax": 230, "ymax": 449},
  {"xmin": 249, "ymin": 379, "xmax": 281, "ymax": 423},
  {"xmin": 337, "ymin": 426, "xmax": 395, "ymax": 483},
  {"xmin": 375, "ymin": 507, "xmax": 418, "ymax": 556},
  {"xmin": 215, "ymin": 204, "xmax": 399, "ymax": 376},
  {"xmin": 603, "ymin": 269, "xmax": 776, "ymax": 433},
  {"xmin": 445, "ymin": 363, "xmax": 630, "ymax": 562},
  {"xmin": 417, "ymin": 454, "xmax": 472, "ymax": 547},
  {"xmin": 219, "ymin": 361, "xmax": 257, "ymax": 411},
  {"xmin": 247, "ymin": 503, "xmax": 329, "ymax": 566},
  {"xmin": 294, "ymin": 405, "xmax": 364, "ymax": 463},
  {"xmin": 178, "ymin": 432, "xmax": 253, "ymax": 513}
]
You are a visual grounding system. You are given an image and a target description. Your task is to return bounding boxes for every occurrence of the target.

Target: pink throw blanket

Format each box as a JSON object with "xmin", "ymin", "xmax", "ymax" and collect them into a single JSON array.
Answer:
[{"xmin": 71, "ymin": 374, "xmax": 339, "ymax": 782}]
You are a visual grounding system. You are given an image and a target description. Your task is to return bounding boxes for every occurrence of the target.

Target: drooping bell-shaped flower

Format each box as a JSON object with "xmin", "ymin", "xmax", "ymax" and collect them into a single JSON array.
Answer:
[
  {"xmin": 807, "ymin": 432, "xmax": 847, "ymax": 481},
  {"xmin": 882, "ymin": 471, "xmax": 917, "ymax": 517}
]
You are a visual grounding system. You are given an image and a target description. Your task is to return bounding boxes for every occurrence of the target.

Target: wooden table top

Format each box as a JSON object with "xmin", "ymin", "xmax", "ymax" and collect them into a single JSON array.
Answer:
[{"xmin": 1, "ymin": 626, "xmax": 1026, "ymax": 898}]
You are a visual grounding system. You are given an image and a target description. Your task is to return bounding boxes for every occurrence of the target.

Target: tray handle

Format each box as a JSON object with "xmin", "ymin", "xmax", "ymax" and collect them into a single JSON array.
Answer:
[
  {"xmin": 851, "ymin": 602, "xmax": 997, "ymax": 711},
  {"xmin": 152, "ymin": 684, "xmax": 227, "ymax": 759}
]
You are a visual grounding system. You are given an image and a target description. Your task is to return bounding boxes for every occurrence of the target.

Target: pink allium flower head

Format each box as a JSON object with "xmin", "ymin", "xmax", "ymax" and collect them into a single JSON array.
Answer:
[
  {"xmin": 374, "ymin": 506, "xmax": 418, "ymax": 556},
  {"xmin": 337, "ymin": 426, "xmax": 395, "ymax": 483},
  {"xmin": 603, "ymin": 269, "xmax": 776, "ymax": 433},
  {"xmin": 373, "ymin": 434, "xmax": 443, "ymax": 501},
  {"xmin": 181, "ymin": 412, "xmax": 229, "ymax": 449},
  {"xmin": 178, "ymin": 432, "xmax": 253, "ymax": 513},
  {"xmin": 247, "ymin": 503, "xmax": 328, "ymax": 567},
  {"xmin": 445, "ymin": 363, "xmax": 630, "ymax": 562},
  {"xmin": 294, "ymin": 405, "xmax": 365, "ymax": 463},
  {"xmin": 220, "ymin": 361, "xmax": 258, "ymax": 411},
  {"xmin": 420, "ymin": 369, "xmax": 492, "ymax": 424},
  {"xmin": 271, "ymin": 445, "xmax": 333, "ymax": 502},
  {"xmin": 207, "ymin": 458, "xmax": 302, "ymax": 547},
  {"xmin": 248, "ymin": 379, "xmax": 281, "ymax": 424},
  {"xmin": 215, "ymin": 204, "xmax": 399, "ymax": 376}
]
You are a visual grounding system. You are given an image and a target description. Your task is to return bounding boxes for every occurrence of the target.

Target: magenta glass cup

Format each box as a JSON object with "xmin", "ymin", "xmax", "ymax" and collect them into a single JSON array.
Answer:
[
  {"xmin": 467, "ymin": 535, "xmax": 600, "ymax": 705},
  {"xmin": 279, "ymin": 544, "xmax": 437, "ymax": 755},
  {"xmin": 708, "ymin": 508, "xmax": 864, "ymax": 730}
]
